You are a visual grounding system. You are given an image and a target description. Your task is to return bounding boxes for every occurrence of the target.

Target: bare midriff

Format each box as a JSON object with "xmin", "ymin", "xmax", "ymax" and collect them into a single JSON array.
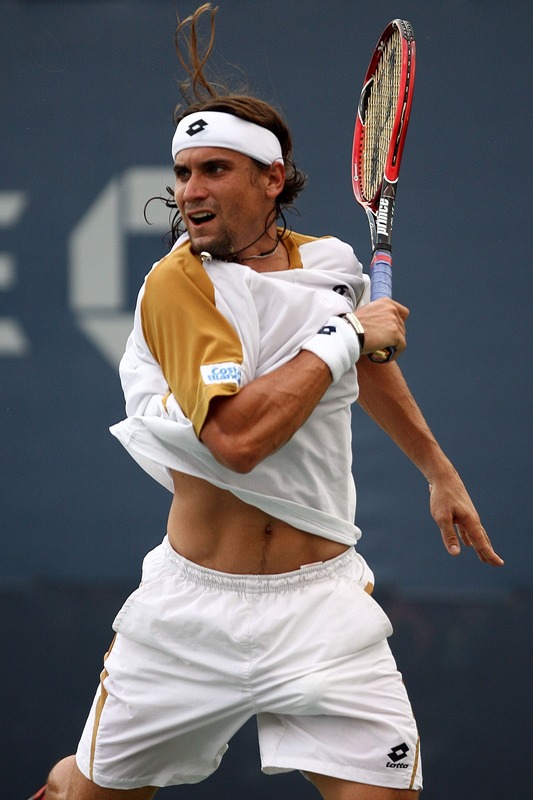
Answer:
[{"xmin": 168, "ymin": 469, "xmax": 349, "ymax": 574}]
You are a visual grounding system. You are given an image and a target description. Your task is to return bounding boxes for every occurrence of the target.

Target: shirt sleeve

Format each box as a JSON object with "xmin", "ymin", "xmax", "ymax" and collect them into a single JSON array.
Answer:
[{"xmin": 140, "ymin": 246, "xmax": 244, "ymax": 436}]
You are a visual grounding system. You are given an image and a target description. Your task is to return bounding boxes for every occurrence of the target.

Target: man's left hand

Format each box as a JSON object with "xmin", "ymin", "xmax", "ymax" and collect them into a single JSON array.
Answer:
[{"xmin": 428, "ymin": 473, "xmax": 504, "ymax": 566}]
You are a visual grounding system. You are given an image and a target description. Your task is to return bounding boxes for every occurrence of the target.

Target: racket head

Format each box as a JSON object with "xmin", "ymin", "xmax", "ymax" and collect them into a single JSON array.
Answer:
[{"xmin": 352, "ymin": 19, "xmax": 416, "ymax": 214}]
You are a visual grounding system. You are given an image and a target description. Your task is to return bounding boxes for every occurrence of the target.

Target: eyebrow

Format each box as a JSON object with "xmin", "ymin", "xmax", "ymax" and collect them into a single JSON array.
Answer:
[{"xmin": 173, "ymin": 156, "xmax": 234, "ymax": 175}]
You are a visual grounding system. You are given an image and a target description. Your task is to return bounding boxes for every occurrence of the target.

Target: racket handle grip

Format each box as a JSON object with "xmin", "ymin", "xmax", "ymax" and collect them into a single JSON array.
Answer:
[
  {"xmin": 368, "ymin": 249, "xmax": 395, "ymax": 363},
  {"xmin": 369, "ymin": 248, "xmax": 392, "ymax": 300}
]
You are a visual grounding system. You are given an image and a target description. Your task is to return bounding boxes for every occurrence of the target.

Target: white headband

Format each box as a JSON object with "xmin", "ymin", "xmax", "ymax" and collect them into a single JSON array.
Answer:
[{"xmin": 171, "ymin": 111, "xmax": 284, "ymax": 165}]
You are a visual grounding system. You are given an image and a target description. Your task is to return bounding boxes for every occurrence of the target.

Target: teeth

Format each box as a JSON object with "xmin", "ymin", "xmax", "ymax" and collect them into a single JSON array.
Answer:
[{"xmin": 190, "ymin": 211, "xmax": 213, "ymax": 221}]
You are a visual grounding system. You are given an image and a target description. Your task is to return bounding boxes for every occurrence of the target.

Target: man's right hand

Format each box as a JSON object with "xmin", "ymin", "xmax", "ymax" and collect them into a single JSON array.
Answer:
[{"xmin": 355, "ymin": 297, "xmax": 409, "ymax": 357}]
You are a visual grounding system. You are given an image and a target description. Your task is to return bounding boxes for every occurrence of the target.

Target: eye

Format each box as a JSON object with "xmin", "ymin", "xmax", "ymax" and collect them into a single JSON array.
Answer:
[
  {"xmin": 206, "ymin": 162, "xmax": 225, "ymax": 175},
  {"xmin": 174, "ymin": 166, "xmax": 190, "ymax": 181}
]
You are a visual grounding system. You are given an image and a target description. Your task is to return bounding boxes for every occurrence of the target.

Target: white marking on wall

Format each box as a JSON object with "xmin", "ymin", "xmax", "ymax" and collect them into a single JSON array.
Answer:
[
  {"xmin": 69, "ymin": 167, "xmax": 172, "ymax": 367},
  {"xmin": 0, "ymin": 191, "xmax": 30, "ymax": 356}
]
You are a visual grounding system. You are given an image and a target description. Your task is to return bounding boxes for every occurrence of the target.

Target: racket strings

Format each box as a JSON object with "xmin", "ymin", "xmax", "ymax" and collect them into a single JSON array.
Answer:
[{"xmin": 362, "ymin": 30, "xmax": 402, "ymax": 201}]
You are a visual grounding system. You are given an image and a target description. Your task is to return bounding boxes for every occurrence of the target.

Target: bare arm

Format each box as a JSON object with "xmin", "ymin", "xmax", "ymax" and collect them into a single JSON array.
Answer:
[
  {"xmin": 200, "ymin": 297, "xmax": 409, "ymax": 473},
  {"xmin": 356, "ymin": 357, "xmax": 504, "ymax": 566},
  {"xmin": 200, "ymin": 351, "xmax": 332, "ymax": 473}
]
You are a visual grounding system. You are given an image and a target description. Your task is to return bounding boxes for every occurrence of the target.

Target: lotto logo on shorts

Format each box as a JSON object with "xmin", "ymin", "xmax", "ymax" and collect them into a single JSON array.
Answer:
[
  {"xmin": 386, "ymin": 742, "xmax": 410, "ymax": 769},
  {"xmin": 201, "ymin": 362, "xmax": 243, "ymax": 387}
]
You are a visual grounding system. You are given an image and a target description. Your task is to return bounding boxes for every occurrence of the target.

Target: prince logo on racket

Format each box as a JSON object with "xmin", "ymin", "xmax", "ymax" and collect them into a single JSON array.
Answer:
[
  {"xmin": 376, "ymin": 196, "xmax": 393, "ymax": 236},
  {"xmin": 34, "ymin": 7, "xmax": 503, "ymax": 800}
]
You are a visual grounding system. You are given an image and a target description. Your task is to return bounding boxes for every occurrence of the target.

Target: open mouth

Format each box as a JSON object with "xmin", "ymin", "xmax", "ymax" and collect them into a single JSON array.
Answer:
[{"xmin": 188, "ymin": 211, "xmax": 216, "ymax": 227}]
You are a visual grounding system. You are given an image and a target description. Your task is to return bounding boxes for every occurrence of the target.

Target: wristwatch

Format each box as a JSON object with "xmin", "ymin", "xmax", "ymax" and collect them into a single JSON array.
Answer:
[
  {"xmin": 342, "ymin": 311, "xmax": 394, "ymax": 363},
  {"xmin": 341, "ymin": 312, "xmax": 365, "ymax": 351}
]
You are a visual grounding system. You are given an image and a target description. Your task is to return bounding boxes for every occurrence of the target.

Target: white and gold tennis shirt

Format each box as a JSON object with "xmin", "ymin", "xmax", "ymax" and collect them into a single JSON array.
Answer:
[{"xmin": 110, "ymin": 230, "xmax": 370, "ymax": 546}]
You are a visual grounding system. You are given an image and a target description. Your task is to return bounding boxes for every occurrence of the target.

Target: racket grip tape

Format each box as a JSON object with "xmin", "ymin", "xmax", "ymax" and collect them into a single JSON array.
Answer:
[
  {"xmin": 368, "ymin": 248, "xmax": 395, "ymax": 363},
  {"xmin": 369, "ymin": 249, "xmax": 393, "ymax": 301}
]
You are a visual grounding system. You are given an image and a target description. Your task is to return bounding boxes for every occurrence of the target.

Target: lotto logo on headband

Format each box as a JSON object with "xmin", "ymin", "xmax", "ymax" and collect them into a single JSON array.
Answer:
[
  {"xmin": 200, "ymin": 362, "xmax": 243, "ymax": 387},
  {"xmin": 186, "ymin": 119, "xmax": 208, "ymax": 137}
]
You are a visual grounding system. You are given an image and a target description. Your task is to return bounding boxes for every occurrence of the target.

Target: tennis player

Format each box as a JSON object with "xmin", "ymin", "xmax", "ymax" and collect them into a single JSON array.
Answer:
[{"xmin": 31, "ymin": 6, "xmax": 502, "ymax": 800}]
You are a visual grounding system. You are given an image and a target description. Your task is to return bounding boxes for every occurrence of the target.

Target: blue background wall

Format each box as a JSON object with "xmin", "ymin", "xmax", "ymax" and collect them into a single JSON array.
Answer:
[{"xmin": 1, "ymin": 1, "xmax": 532, "ymax": 797}]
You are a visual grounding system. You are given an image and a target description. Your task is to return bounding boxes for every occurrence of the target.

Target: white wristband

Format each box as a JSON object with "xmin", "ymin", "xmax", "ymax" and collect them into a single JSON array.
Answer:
[{"xmin": 301, "ymin": 316, "xmax": 361, "ymax": 382}]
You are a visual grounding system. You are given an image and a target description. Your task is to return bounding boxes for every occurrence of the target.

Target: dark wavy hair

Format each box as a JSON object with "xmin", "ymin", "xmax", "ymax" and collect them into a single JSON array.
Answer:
[{"xmin": 154, "ymin": 3, "xmax": 307, "ymax": 246}]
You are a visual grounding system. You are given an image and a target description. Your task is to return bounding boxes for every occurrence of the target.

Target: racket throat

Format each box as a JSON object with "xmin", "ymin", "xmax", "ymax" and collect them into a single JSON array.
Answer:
[
  {"xmin": 366, "ymin": 207, "xmax": 393, "ymax": 253},
  {"xmin": 366, "ymin": 177, "xmax": 396, "ymax": 252}
]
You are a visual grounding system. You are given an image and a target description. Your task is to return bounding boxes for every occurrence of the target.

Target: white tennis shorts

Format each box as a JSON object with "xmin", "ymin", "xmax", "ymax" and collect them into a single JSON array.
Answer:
[{"xmin": 76, "ymin": 537, "xmax": 422, "ymax": 791}]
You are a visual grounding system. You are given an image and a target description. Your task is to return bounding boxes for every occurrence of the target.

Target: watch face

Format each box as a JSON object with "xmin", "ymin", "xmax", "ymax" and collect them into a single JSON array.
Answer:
[{"xmin": 368, "ymin": 348, "xmax": 394, "ymax": 363}]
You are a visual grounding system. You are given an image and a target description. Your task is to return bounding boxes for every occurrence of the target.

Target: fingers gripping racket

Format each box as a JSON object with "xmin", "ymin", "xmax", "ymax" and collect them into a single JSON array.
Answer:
[{"xmin": 352, "ymin": 19, "xmax": 416, "ymax": 362}]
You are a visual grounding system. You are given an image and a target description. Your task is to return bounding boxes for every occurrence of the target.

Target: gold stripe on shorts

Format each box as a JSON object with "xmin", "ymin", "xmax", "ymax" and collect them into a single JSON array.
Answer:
[
  {"xmin": 89, "ymin": 636, "xmax": 116, "ymax": 781},
  {"xmin": 409, "ymin": 736, "xmax": 421, "ymax": 790}
]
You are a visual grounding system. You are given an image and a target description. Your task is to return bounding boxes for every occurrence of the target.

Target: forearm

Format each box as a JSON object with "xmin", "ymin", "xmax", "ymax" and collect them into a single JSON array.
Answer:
[
  {"xmin": 357, "ymin": 357, "xmax": 504, "ymax": 565},
  {"xmin": 200, "ymin": 350, "xmax": 332, "ymax": 472},
  {"xmin": 356, "ymin": 357, "xmax": 453, "ymax": 482}
]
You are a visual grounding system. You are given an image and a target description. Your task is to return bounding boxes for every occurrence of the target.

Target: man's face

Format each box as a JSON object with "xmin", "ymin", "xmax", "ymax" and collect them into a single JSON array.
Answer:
[{"xmin": 173, "ymin": 146, "xmax": 277, "ymax": 258}]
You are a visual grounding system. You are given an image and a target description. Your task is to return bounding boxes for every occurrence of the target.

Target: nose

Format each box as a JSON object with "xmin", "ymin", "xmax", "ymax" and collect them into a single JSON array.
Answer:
[{"xmin": 180, "ymin": 170, "xmax": 209, "ymax": 204}]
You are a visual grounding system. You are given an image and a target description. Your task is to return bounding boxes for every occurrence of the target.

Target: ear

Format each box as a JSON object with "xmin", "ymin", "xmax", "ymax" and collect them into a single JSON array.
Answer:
[{"xmin": 264, "ymin": 161, "xmax": 286, "ymax": 200}]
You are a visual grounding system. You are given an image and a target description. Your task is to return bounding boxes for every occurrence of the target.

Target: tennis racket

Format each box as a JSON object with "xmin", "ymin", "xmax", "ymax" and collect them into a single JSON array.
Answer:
[{"xmin": 352, "ymin": 19, "xmax": 416, "ymax": 362}]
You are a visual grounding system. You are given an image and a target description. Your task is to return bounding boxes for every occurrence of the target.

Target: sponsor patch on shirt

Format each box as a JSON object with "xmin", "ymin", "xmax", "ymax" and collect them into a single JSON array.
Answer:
[{"xmin": 200, "ymin": 362, "xmax": 243, "ymax": 387}]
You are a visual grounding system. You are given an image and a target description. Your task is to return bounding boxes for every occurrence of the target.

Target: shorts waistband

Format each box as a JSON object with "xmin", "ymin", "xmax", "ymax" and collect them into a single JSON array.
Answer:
[{"xmin": 162, "ymin": 537, "xmax": 356, "ymax": 594}]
